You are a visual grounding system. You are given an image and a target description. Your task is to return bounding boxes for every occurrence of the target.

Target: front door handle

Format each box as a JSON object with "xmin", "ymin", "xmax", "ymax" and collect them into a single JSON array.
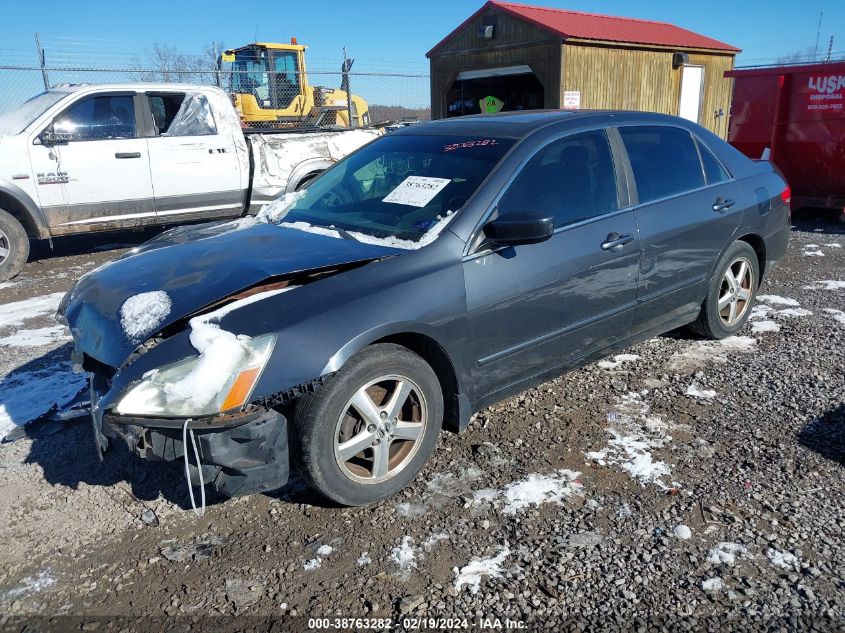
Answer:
[
  {"xmin": 601, "ymin": 232, "xmax": 634, "ymax": 252},
  {"xmin": 712, "ymin": 197, "xmax": 735, "ymax": 212},
  {"xmin": 115, "ymin": 152, "xmax": 141, "ymax": 159}
]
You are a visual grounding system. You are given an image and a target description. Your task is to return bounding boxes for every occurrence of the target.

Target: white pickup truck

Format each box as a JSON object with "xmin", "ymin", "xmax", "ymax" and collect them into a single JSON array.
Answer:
[{"xmin": 0, "ymin": 83, "xmax": 381, "ymax": 280}]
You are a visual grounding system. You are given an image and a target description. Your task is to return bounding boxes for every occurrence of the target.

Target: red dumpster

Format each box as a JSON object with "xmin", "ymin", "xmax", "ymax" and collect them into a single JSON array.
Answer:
[{"xmin": 725, "ymin": 61, "xmax": 845, "ymax": 214}]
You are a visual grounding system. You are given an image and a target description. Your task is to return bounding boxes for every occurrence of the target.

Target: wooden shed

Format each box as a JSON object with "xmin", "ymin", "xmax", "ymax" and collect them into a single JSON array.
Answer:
[{"xmin": 427, "ymin": 1, "xmax": 740, "ymax": 137}]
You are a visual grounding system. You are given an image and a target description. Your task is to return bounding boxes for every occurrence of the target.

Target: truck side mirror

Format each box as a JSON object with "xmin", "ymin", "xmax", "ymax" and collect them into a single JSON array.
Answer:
[{"xmin": 38, "ymin": 127, "xmax": 70, "ymax": 146}]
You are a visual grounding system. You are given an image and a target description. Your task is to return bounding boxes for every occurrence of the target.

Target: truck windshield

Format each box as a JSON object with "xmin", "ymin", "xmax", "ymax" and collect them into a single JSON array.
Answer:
[
  {"xmin": 0, "ymin": 90, "xmax": 68, "ymax": 136},
  {"xmin": 282, "ymin": 134, "xmax": 516, "ymax": 244},
  {"xmin": 231, "ymin": 48, "xmax": 300, "ymax": 110}
]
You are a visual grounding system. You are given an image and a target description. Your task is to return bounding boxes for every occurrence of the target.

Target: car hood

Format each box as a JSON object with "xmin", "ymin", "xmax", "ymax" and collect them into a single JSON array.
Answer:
[{"xmin": 61, "ymin": 220, "xmax": 401, "ymax": 368}]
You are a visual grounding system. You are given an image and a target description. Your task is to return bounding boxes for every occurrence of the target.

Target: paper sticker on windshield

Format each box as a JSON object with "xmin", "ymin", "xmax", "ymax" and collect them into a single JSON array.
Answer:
[{"xmin": 382, "ymin": 176, "xmax": 450, "ymax": 208}]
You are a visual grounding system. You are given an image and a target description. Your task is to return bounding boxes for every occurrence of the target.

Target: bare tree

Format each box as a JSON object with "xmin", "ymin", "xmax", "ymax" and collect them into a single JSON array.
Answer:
[
  {"xmin": 136, "ymin": 41, "xmax": 225, "ymax": 85},
  {"xmin": 776, "ymin": 46, "xmax": 819, "ymax": 65}
]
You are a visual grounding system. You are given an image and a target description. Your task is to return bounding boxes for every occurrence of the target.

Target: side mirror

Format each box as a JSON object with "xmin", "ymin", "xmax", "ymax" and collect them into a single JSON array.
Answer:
[
  {"xmin": 482, "ymin": 211, "xmax": 555, "ymax": 247},
  {"xmin": 38, "ymin": 129, "xmax": 70, "ymax": 146}
]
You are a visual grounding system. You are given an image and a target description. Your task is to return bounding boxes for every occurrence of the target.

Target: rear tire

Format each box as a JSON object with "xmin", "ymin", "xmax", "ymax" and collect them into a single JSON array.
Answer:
[
  {"xmin": 290, "ymin": 343, "xmax": 443, "ymax": 506},
  {"xmin": 689, "ymin": 240, "xmax": 759, "ymax": 339},
  {"xmin": 0, "ymin": 209, "xmax": 29, "ymax": 282}
]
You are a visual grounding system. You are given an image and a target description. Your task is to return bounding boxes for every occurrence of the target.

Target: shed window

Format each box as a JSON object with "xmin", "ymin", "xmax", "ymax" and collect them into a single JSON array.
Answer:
[
  {"xmin": 619, "ymin": 126, "xmax": 704, "ymax": 203},
  {"xmin": 498, "ymin": 130, "xmax": 618, "ymax": 228}
]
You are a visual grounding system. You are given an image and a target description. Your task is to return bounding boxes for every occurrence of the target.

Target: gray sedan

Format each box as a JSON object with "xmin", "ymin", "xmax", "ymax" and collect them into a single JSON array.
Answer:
[{"xmin": 61, "ymin": 110, "xmax": 790, "ymax": 506}]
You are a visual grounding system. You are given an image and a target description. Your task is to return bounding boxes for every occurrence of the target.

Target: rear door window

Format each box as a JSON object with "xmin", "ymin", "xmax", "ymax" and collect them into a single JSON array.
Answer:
[
  {"xmin": 498, "ymin": 129, "xmax": 618, "ymax": 228},
  {"xmin": 619, "ymin": 126, "xmax": 705, "ymax": 203},
  {"xmin": 147, "ymin": 93, "xmax": 216, "ymax": 137},
  {"xmin": 147, "ymin": 93, "xmax": 186, "ymax": 134},
  {"xmin": 53, "ymin": 94, "xmax": 136, "ymax": 141}
]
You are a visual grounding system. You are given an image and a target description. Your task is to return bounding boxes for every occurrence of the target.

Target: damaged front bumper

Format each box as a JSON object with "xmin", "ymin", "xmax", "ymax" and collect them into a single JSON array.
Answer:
[{"xmin": 91, "ymin": 374, "xmax": 289, "ymax": 498}]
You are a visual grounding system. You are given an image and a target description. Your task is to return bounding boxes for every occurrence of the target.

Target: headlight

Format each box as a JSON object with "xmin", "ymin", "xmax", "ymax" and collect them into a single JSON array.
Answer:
[{"xmin": 115, "ymin": 334, "xmax": 276, "ymax": 417}]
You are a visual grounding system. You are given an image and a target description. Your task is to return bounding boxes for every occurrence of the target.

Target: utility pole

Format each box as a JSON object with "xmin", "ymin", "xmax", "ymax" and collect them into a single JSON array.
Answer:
[
  {"xmin": 34, "ymin": 32, "xmax": 49, "ymax": 90},
  {"xmin": 826, "ymin": 36, "xmax": 834, "ymax": 63},
  {"xmin": 813, "ymin": 12, "xmax": 823, "ymax": 62}
]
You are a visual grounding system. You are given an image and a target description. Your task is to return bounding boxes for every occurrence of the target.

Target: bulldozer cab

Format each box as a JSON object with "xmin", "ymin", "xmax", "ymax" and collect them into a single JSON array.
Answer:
[{"xmin": 229, "ymin": 43, "xmax": 306, "ymax": 112}]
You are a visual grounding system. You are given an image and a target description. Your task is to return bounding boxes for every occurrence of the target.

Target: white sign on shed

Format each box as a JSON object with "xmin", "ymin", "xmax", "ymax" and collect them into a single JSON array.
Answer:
[{"xmin": 563, "ymin": 91, "xmax": 581, "ymax": 110}]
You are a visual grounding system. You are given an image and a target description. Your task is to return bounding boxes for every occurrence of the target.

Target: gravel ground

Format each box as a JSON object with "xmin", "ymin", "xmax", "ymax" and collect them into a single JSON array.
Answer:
[{"xmin": 0, "ymin": 215, "xmax": 843, "ymax": 631}]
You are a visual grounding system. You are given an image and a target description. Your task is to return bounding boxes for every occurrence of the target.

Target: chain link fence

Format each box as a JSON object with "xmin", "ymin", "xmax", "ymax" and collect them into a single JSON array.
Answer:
[{"xmin": 0, "ymin": 64, "xmax": 431, "ymax": 128}]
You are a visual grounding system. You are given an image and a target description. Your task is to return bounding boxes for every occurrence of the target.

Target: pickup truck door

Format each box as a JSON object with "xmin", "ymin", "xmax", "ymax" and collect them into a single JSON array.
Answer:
[
  {"xmin": 142, "ymin": 92, "xmax": 244, "ymax": 221},
  {"xmin": 27, "ymin": 92, "xmax": 156, "ymax": 232}
]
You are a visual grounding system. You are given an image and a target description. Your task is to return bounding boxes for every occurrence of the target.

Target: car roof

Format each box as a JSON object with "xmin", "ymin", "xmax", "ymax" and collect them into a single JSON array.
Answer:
[{"xmin": 391, "ymin": 110, "xmax": 689, "ymax": 139}]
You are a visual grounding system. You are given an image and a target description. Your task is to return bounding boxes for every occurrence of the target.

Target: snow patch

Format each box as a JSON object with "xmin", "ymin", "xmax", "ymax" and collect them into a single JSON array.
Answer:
[
  {"xmin": 501, "ymin": 470, "xmax": 583, "ymax": 514},
  {"xmin": 685, "ymin": 384, "xmax": 716, "ymax": 399},
  {"xmin": 356, "ymin": 552, "xmax": 371, "ymax": 567},
  {"xmin": 803, "ymin": 280, "xmax": 845, "ymax": 291},
  {"xmin": 0, "ymin": 292, "xmax": 65, "ymax": 329},
  {"xmin": 279, "ymin": 221, "xmax": 342, "ymax": 240},
  {"xmin": 669, "ymin": 336, "xmax": 756, "ymax": 371},
  {"xmin": 673, "ymin": 525, "xmax": 692, "ymax": 540},
  {"xmin": 303, "ymin": 544, "xmax": 333, "ymax": 570},
  {"xmin": 303, "ymin": 558, "xmax": 321, "ymax": 571},
  {"xmin": 0, "ymin": 361, "xmax": 87, "ymax": 440},
  {"xmin": 749, "ymin": 304, "xmax": 772, "ymax": 320},
  {"xmin": 585, "ymin": 391, "xmax": 676, "ymax": 489},
  {"xmin": 823, "ymin": 308, "xmax": 845, "ymax": 327},
  {"xmin": 3, "ymin": 569, "xmax": 57, "ymax": 598},
  {"xmin": 453, "ymin": 547, "xmax": 510, "ymax": 595},
  {"xmin": 751, "ymin": 320, "xmax": 780, "ymax": 334},
  {"xmin": 390, "ymin": 536, "xmax": 418, "ymax": 579},
  {"xmin": 702, "ymin": 578, "xmax": 724, "ymax": 592},
  {"xmin": 802, "ymin": 246, "xmax": 824, "ymax": 257},
  {"xmin": 256, "ymin": 190, "xmax": 308, "ymax": 223},
  {"xmin": 163, "ymin": 288, "xmax": 293, "ymax": 410},
  {"xmin": 823, "ymin": 243, "xmax": 841, "ymax": 248},
  {"xmin": 0, "ymin": 325, "xmax": 69, "ymax": 347},
  {"xmin": 766, "ymin": 548, "xmax": 799, "ymax": 570},
  {"xmin": 422, "ymin": 533, "xmax": 449, "ymax": 552},
  {"xmin": 776, "ymin": 307, "xmax": 812, "ymax": 318},
  {"xmin": 708, "ymin": 542, "xmax": 750, "ymax": 567},
  {"xmin": 597, "ymin": 353, "xmax": 640, "ymax": 370},
  {"xmin": 120, "ymin": 291, "xmax": 172, "ymax": 344},
  {"xmin": 756, "ymin": 295, "xmax": 799, "ymax": 307}
]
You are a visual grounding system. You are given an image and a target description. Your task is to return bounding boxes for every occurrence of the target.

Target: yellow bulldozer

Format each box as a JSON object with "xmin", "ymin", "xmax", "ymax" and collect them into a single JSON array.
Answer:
[{"xmin": 224, "ymin": 40, "xmax": 369, "ymax": 129}]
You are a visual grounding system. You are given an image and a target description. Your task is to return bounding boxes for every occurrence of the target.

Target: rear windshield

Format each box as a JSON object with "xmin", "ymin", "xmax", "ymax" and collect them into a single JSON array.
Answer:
[{"xmin": 282, "ymin": 134, "xmax": 515, "ymax": 242}]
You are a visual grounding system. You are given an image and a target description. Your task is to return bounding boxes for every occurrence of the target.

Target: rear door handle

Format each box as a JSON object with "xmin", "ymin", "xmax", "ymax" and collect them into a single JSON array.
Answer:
[
  {"xmin": 115, "ymin": 152, "xmax": 141, "ymax": 159},
  {"xmin": 601, "ymin": 233, "xmax": 634, "ymax": 251},
  {"xmin": 712, "ymin": 197, "xmax": 735, "ymax": 212}
]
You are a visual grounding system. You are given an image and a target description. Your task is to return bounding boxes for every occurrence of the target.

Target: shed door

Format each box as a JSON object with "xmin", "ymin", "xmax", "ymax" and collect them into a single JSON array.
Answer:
[{"xmin": 679, "ymin": 65, "xmax": 705, "ymax": 123}]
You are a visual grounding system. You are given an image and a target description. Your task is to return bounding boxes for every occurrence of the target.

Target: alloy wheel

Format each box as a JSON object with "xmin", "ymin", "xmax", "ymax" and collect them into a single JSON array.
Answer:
[
  {"xmin": 0, "ymin": 227, "xmax": 9, "ymax": 265},
  {"xmin": 333, "ymin": 374, "xmax": 427, "ymax": 484},
  {"xmin": 718, "ymin": 256, "xmax": 754, "ymax": 326}
]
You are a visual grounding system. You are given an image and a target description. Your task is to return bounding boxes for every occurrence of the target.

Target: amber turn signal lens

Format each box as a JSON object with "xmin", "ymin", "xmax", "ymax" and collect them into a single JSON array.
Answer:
[{"xmin": 221, "ymin": 367, "xmax": 261, "ymax": 412}]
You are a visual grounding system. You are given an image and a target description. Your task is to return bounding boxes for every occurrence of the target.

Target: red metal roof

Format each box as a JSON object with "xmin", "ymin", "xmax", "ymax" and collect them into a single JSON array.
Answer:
[{"xmin": 427, "ymin": 1, "xmax": 740, "ymax": 57}]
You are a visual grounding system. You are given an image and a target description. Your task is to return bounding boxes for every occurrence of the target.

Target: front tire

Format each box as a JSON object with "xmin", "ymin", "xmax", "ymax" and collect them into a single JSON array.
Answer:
[
  {"xmin": 290, "ymin": 343, "xmax": 443, "ymax": 506},
  {"xmin": 689, "ymin": 240, "xmax": 759, "ymax": 339},
  {"xmin": 0, "ymin": 209, "xmax": 29, "ymax": 282}
]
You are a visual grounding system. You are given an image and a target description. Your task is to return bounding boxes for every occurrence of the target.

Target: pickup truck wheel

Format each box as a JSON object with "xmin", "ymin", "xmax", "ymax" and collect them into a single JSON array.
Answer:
[
  {"xmin": 290, "ymin": 343, "xmax": 443, "ymax": 506},
  {"xmin": 689, "ymin": 240, "xmax": 759, "ymax": 339},
  {"xmin": 0, "ymin": 209, "xmax": 29, "ymax": 282}
]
